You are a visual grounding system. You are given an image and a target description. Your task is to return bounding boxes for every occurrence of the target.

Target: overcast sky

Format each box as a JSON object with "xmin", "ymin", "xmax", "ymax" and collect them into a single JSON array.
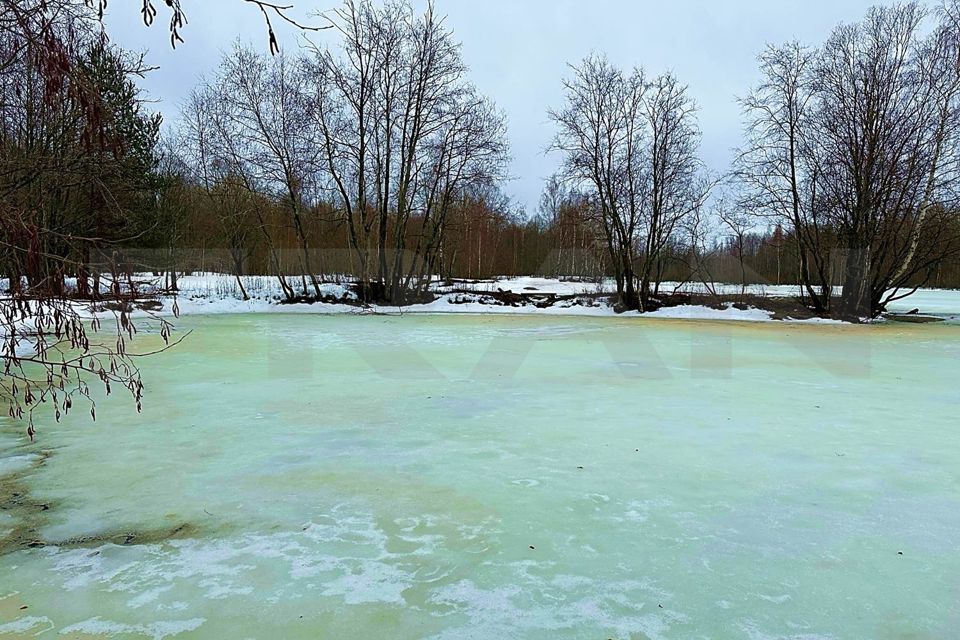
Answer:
[{"xmin": 105, "ymin": 0, "xmax": 886, "ymax": 213}]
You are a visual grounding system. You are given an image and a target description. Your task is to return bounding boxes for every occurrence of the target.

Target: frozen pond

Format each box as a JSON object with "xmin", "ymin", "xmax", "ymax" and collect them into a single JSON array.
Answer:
[{"xmin": 1, "ymin": 314, "xmax": 959, "ymax": 639}]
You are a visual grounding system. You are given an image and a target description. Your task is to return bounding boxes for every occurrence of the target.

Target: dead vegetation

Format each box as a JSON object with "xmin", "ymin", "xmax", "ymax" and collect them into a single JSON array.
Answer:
[{"xmin": 0, "ymin": 449, "xmax": 197, "ymax": 556}]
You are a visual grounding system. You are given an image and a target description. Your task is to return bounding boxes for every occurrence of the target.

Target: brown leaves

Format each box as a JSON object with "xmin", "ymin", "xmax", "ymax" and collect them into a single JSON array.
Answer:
[{"xmin": 1, "ymin": 273, "xmax": 179, "ymax": 438}]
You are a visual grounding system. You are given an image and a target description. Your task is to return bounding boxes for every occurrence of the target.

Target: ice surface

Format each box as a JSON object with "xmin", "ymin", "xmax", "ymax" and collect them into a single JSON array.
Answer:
[{"xmin": 0, "ymin": 314, "xmax": 958, "ymax": 638}]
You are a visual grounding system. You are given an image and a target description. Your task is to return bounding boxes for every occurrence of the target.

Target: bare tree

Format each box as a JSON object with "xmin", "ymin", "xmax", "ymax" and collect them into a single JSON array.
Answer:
[
  {"xmin": 735, "ymin": 42, "xmax": 833, "ymax": 312},
  {"xmin": 639, "ymin": 72, "xmax": 712, "ymax": 308},
  {"xmin": 179, "ymin": 82, "xmax": 297, "ymax": 300},
  {"xmin": 815, "ymin": 1, "xmax": 960, "ymax": 317},
  {"xmin": 549, "ymin": 54, "xmax": 646, "ymax": 310},
  {"xmin": 883, "ymin": 0, "xmax": 960, "ymax": 306},
  {"xmin": 678, "ymin": 200, "xmax": 721, "ymax": 298},
  {"xmin": 218, "ymin": 44, "xmax": 323, "ymax": 299},
  {"xmin": 537, "ymin": 176, "xmax": 571, "ymax": 277},
  {"xmin": 737, "ymin": 2, "xmax": 960, "ymax": 319},
  {"xmin": 307, "ymin": 0, "xmax": 380, "ymax": 294},
  {"xmin": 306, "ymin": 0, "xmax": 508, "ymax": 302},
  {"xmin": 716, "ymin": 195, "xmax": 752, "ymax": 300},
  {"xmin": 550, "ymin": 56, "xmax": 709, "ymax": 311}
]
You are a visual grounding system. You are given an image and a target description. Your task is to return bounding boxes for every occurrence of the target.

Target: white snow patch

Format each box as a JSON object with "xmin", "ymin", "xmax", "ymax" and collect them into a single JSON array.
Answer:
[
  {"xmin": 10, "ymin": 273, "xmax": 960, "ymax": 326},
  {"xmin": 0, "ymin": 454, "xmax": 40, "ymax": 478},
  {"xmin": 0, "ymin": 616, "xmax": 54, "ymax": 635},
  {"xmin": 58, "ymin": 617, "xmax": 205, "ymax": 639},
  {"xmin": 646, "ymin": 304, "xmax": 774, "ymax": 323}
]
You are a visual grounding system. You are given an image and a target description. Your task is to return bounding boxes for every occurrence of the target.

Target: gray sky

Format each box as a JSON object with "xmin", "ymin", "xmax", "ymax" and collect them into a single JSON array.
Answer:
[{"xmin": 106, "ymin": 0, "xmax": 884, "ymax": 213}]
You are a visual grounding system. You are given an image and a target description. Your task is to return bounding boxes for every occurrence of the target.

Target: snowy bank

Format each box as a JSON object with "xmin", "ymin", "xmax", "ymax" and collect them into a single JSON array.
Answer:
[{"xmin": 117, "ymin": 274, "xmax": 960, "ymax": 325}]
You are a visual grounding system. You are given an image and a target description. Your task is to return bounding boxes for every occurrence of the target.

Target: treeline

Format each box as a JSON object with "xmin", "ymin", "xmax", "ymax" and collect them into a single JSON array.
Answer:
[
  {"xmin": 158, "ymin": 173, "xmax": 960, "ymax": 294},
  {"xmin": 165, "ymin": 0, "xmax": 960, "ymax": 317},
  {"xmin": 547, "ymin": 1, "xmax": 960, "ymax": 317},
  {"xmin": 169, "ymin": 0, "xmax": 510, "ymax": 303},
  {"xmin": 3, "ymin": 0, "xmax": 960, "ymax": 319},
  {"xmin": 146, "ymin": 181, "xmax": 554, "ymax": 289},
  {"xmin": 0, "ymin": 3, "xmax": 162, "ymax": 298}
]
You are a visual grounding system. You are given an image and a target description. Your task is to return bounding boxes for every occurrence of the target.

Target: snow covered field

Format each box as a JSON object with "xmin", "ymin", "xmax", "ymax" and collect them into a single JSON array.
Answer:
[
  {"xmin": 152, "ymin": 273, "xmax": 960, "ymax": 323},
  {"xmin": 4, "ymin": 273, "xmax": 955, "ymax": 323}
]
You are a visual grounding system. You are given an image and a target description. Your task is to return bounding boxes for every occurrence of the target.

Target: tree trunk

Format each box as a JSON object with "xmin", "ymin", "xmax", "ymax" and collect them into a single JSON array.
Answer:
[{"xmin": 839, "ymin": 246, "xmax": 872, "ymax": 319}]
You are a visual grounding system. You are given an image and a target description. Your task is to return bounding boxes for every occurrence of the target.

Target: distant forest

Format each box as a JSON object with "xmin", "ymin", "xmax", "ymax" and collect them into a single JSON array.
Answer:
[{"xmin": 145, "ymin": 180, "xmax": 960, "ymax": 294}]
